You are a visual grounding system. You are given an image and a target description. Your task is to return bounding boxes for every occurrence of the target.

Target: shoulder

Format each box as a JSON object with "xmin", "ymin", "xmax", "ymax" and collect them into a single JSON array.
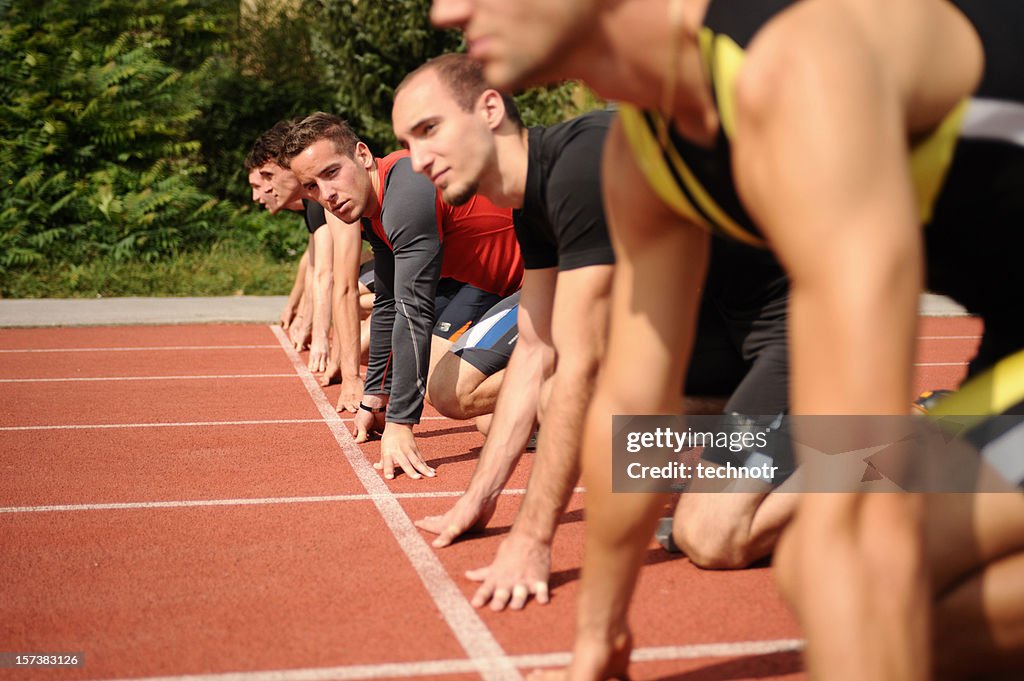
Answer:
[
  {"xmin": 541, "ymin": 112, "xmax": 612, "ymax": 199},
  {"xmin": 379, "ymin": 152, "xmax": 438, "ymax": 230},
  {"xmin": 542, "ymin": 110, "xmax": 614, "ymax": 157},
  {"xmin": 381, "ymin": 153, "xmax": 436, "ymax": 208}
]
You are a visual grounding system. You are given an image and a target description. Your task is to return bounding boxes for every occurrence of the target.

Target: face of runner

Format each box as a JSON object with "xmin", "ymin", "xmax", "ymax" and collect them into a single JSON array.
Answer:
[
  {"xmin": 430, "ymin": 0, "xmax": 596, "ymax": 90},
  {"xmin": 392, "ymin": 68, "xmax": 496, "ymax": 207},
  {"xmin": 248, "ymin": 168, "xmax": 272, "ymax": 208},
  {"xmin": 259, "ymin": 161, "xmax": 303, "ymax": 214},
  {"xmin": 289, "ymin": 138, "xmax": 376, "ymax": 223}
]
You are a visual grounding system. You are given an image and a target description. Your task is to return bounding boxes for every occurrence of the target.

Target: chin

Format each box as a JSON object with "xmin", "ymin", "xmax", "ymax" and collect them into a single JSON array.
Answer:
[{"xmin": 442, "ymin": 184, "xmax": 477, "ymax": 207}]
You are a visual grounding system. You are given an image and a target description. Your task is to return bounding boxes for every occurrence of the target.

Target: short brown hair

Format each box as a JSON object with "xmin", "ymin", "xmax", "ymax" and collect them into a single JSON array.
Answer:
[
  {"xmin": 397, "ymin": 53, "xmax": 523, "ymax": 128},
  {"xmin": 244, "ymin": 118, "xmax": 298, "ymax": 171},
  {"xmin": 278, "ymin": 112, "xmax": 362, "ymax": 167}
]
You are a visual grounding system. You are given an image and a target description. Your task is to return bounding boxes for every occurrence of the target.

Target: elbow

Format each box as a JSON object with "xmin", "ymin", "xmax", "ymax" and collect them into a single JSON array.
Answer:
[
  {"xmin": 334, "ymin": 277, "xmax": 358, "ymax": 299},
  {"xmin": 552, "ymin": 352, "xmax": 601, "ymax": 387}
]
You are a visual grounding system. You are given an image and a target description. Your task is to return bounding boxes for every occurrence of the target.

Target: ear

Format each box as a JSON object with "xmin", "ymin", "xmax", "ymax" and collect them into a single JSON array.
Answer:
[
  {"xmin": 477, "ymin": 89, "xmax": 508, "ymax": 131},
  {"xmin": 354, "ymin": 141, "xmax": 374, "ymax": 169}
]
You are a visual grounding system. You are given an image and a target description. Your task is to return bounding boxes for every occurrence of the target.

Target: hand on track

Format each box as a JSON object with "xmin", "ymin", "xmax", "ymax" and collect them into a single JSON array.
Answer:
[
  {"xmin": 415, "ymin": 494, "xmax": 498, "ymax": 548},
  {"xmin": 374, "ymin": 423, "xmax": 435, "ymax": 480},
  {"xmin": 466, "ymin": 532, "xmax": 551, "ymax": 611}
]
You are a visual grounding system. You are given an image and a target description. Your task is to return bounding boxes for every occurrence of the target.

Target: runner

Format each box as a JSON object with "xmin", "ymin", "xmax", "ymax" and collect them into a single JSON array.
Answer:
[
  {"xmin": 280, "ymin": 112, "xmax": 524, "ymax": 479},
  {"xmin": 393, "ymin": 54, "xmax": 793, "ymax": 611},
  {"xmin": 430, "ymin": 1, "xmax": 1024, "ymax": 678}
]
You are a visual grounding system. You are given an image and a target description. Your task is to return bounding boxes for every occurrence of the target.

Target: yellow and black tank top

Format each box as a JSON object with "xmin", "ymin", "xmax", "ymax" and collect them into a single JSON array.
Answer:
[{"xmin": 619, "ymin": 0, "xmax": 1024, "ymax": 251}]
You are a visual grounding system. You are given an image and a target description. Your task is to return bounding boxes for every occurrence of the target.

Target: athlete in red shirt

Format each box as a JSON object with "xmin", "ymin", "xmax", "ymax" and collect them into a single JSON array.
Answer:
[{"xmin": 280, "ymin": 112, "xmax": 523, "ymax": 480}]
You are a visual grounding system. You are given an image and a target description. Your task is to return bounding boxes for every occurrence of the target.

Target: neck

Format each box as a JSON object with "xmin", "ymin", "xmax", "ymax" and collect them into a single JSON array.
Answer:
[
  {"xmin": 575, "ymin": 0, "xmax": 718, "ymax": 143},
  {"xmin": 484, "ymin": 125, "xmax": 530, "ymax": 209},
  {"xmin": 364, "ymin": 158, "xmax": 381, "ymax": 217}
]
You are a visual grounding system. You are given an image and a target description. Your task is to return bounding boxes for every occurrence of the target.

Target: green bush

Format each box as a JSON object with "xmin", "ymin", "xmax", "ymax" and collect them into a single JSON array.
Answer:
[
  {"xmin": 0, "ymin": 0, "xmax": 605, "ymax": 297},
  {"xmin": 307, "ymin": 0, "xmax": 602, "ymax": 154},
  {"xmin": 0, "ymin": 0, "xmax": 232, "ymax": 272}
]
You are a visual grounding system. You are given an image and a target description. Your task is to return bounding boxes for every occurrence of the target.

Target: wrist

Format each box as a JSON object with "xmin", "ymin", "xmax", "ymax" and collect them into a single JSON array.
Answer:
[
  {"xmin": 358, "ymin": 401, "xmax": 385, "ymax": 414},
  {"xmin": 510, "ymin": 519, "xmax": 557, "ymax": 546}
]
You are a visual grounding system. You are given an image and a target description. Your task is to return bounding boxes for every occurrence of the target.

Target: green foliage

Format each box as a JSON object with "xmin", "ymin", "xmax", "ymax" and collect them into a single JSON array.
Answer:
[
  {"xmin": 0, "ymin": 240, "xmax": 300, "ymax": 297},
  {"xmin": 304, "ymin": 0, "xmax": 602, "ymax": 154},
  {"xmin": 0, "ymin": 0, "xmax": 605, "ymax": 297},
  {"xmin": 307, "ymin": 0, "xmax": 464, "ymax": 154},
  {"xmin": 190, "ymin": 0, "xmax": 334, "ymax": 202},
  {"xmin": 0, "ymin": 0, "xmax": 235, "ymax": 274}
]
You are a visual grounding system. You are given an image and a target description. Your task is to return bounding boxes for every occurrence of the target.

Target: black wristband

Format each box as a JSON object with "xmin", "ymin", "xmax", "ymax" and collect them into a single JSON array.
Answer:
[{"xmin": 359, "ymin": 402, "xmax": 386, "ymax": 414}]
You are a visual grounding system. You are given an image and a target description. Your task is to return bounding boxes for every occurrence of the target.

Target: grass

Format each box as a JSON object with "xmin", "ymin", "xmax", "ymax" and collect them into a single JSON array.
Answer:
[{"xmin": 0, "ymin": 242, "xmax": 299, "ymax": 298}]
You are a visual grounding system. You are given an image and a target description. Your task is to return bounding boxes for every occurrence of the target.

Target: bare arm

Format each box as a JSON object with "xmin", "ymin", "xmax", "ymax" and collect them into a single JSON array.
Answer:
[
  {"xmin": 415, "ymin": 268, "xmax": 557, "ymax": 546},
  {"xmin": 308, "ymin": 224, "xmax": 334, "ymax": 373},
  {"xmin": 553, "ymin": 120, "xmax": 709, "ymax": 681},
  {"xmin": 733, "ymin": 6, "xmax": 927, "ymax": 680},
  {"xmin": 468, "ymin": 263, "xmax": 613, "ymax": 611},
  {"xmin": 290, "ymin": 235, "xmax": 315, "ymax": 351},
  {"xmin": 326, "ymin": 212, "xmax": 365, "ymax": 412},
  {"xmin": 280, "ymin": 248, "xmax": 309, "ymax": 329}
]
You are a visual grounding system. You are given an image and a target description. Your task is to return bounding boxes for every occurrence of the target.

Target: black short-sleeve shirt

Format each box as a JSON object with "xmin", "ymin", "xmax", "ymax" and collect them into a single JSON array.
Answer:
[
  {"xmin": 514, "ymin": 109, "xmax": 617, "ymax": 271},
  {"xmin": 302, "ymin": 199, "xmax": 327, "ymax": 234}
]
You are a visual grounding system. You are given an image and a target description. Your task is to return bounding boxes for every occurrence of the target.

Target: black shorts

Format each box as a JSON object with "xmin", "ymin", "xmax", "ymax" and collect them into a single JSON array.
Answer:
[
  {"xmin": 684, "ymin": 244, "xmax": 794, "ymax": 481},
  {"xmin": 432, "ymin": 279, "xmax": 504, "ymax": 341},
  {"xmin": 685, "ymin": 282, "xmax": 789, "ymax": 417},
  {"xmin": 358, "ymin": 260, "xmax": 375, "ymax": 294},
  {"xmin": 450, "ymin": 292, "xmax": 520, "ymax": 376}
]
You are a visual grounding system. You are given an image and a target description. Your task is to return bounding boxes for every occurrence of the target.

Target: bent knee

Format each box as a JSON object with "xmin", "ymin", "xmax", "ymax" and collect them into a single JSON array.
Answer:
[
  {"xmin": 673, "ymin": 518, "xmax": 756, "ymax": 570},
  {"xmin": 426, "ymin": 362, "xmax": 478, "ymax": 421},
  {"xmin": 673, "ymin": 494, "xmax": 768, "ymax": 569},
  {"xmin": 426, "ymin": 378, "xmax": 472, "ymax": 420}
]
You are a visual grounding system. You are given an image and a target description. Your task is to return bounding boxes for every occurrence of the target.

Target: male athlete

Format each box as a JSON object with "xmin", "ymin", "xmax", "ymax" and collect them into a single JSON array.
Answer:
[
  {"xmin": 280, "ymin": 113, "xmax": 523, "ymax": 480},
  {"xmin": 245, "ymin": 124, "xmax": 333, "ymax": 376},
  {"xmin": 246, "ymin": 121, "xmax": 366, "ymax": 409},
  {"xmin": 431, "ymin": 1, "xmax": 1024, "ymax": 679},
  {"xmin": 392, "ymin": 53, "xmax": 793, "ymax": 611}
]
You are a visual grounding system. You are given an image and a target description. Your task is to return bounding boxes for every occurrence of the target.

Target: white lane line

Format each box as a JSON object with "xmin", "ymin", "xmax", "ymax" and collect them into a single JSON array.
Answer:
[
  {"xmin": 917, "ymin": 336, "xmax": 981, "ymax": 341},
  {"xmin": 0, "ymin": 490, "xmax": 529, "ymax": 514},
  {"xmin": 271, "ymin": 324, "xmax": 520, "ymax": 681},
  {"xmin": 0, "ymin": 488, "xmax": 588, "ymax": 515},
  {"xmin": 0, "ymin": 416, "xmax": 452, "ymax": 432},
  {"xmin": 78, "ymin": 639, "xmax": 804, "ymax": 681},
  {"xmin": 0, "ymin": 419, "xmax": 326, "ymax": 432},
  {"xmin": 0, "ymin": 374, "xmax": 297, "ymax": 383},
  {"xmin": 0, "ymin": 345, "xmax": 281, "ymax": 353}
]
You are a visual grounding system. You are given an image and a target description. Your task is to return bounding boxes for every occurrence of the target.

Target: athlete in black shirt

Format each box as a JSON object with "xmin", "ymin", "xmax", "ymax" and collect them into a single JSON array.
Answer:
[{"xmin": 393, "ymin": 54, "xmax": 793, "ymax": 611}]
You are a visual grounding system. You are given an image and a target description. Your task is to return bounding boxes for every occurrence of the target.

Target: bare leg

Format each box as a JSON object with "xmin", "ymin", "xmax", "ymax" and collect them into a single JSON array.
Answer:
[
  {"xmin": 928, "ymin": 491, "xmax": 1024, "ymax": 680},
  {"xmin": 426, "ymin": 347, "xmax": 506, "ymax": 419},
  {"xmin": 674, "ymin": 485, "xmax": 798, "ymax": 568}
]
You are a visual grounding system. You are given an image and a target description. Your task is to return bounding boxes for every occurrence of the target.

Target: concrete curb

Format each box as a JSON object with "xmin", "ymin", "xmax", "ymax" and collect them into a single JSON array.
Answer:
[
  {"xmin": 0, "ymin": 296, "xmax": 289, "ymax": 327},
  {"xmin": 0, "ymin": 293, "xmax": 969, "ymax": 328}
]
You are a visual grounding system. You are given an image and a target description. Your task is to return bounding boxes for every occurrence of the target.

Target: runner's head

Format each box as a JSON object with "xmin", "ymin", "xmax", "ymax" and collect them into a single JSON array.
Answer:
[
  {"xmin": 246, "ymin": 119, "xmax": 304, "ymax": 214},
  {"xmin": 280, "ymin": 112, "xmax": 376, "ymax": 223},
  {"xmin": 393, "ymin": 53, "xmax": 522, "ymax": 206},
  {"xmin": 429, "ymin": 0, "xmax": 597, "ymax": 90},
  {"xmin": 247, "ymin": 167, "xmax": 272, "ymax": 209}
]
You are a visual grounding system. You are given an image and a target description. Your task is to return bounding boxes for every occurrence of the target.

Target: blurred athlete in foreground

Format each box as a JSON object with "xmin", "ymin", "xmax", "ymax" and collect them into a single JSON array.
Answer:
[{"xmin": 431, "ymin": 0, "xmax": 1024, "ymax": 679}]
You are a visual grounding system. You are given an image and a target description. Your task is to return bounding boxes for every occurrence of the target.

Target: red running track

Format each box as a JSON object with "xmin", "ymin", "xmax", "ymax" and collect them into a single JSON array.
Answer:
[{"xmin": 0, "ymin": 317, "xmax": 982, "ymax": 681}]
